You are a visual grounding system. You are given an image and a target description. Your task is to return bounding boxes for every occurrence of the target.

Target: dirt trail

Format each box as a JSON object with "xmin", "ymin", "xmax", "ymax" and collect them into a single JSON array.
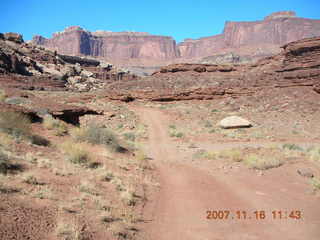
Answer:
[{"xmin": 134, "ymin": 107, "xmax": 320, "ymax": 240}]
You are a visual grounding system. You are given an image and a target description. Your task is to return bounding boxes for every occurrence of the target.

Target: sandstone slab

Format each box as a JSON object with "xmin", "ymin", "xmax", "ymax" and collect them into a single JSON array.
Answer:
[{"xmin": 218, "ymin": 116, "xmax": 252, "ymax": 129}]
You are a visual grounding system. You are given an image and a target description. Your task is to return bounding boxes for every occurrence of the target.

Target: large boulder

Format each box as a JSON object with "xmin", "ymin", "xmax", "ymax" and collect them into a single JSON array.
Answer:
[{"xmin": 218, "ymin": 116, "xmax": 252, "ymax": 129}]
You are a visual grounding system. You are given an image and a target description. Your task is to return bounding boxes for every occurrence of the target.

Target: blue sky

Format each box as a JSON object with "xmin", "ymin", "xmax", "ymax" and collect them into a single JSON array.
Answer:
[{"xmin": 1, "ymin": 0, "xmax": 320, "ymax": 42}]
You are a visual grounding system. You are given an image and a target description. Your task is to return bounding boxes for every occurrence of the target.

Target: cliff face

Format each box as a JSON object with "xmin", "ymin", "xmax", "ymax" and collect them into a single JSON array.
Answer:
[
  {"xmin": 32, "ymin": 26, "xmax": 180, "ymax": 63},
  {"xmin": 32, "ymin": 11, "xmax": 320, "ymax": 65},
  {"xmin": 105, "ymin": 36, "xmax": 320, "ymax": 101},
  {"xmin": 178, "ymin": 11, "xmax": 320, "ymax": 60}
]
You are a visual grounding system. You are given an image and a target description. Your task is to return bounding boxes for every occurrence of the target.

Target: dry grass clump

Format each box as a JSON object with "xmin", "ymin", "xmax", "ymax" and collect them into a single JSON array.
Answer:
[
  {"xmin": 310, "ymin": 178, "xmax": 320, "ymax": 191},
  {"xmin": 120, "ymin": 189, "xmax": 136, "ymax": 206},
  {"xmin": 0, "ymin": 89, "xmax": 6, "ymax": 102},
  {"xmin": 71, "ymin": 124, "xmax": 125, "ymax": 152},
  {"xmin": 282, "ymin": 143, "xmax": 304, "ymax": 151},
  {"xmin": 0, "ymin": 150, "xmax": 9, "ymax": 174},
  {"xmin": 0, "ymin": 111, "xmax": 31, "ymax": 139},
  {"xmin": 43, "ymin": 115, "xmax": 68, "ymax": 136},
  {"xmin": 135, "ymin": 149, "xmax": 150, "ymax": 170},
  {"xmin": 0, "ymin": 132, "xmax": 14, "ymax": 149},
  {"xmin": 219, "ymin": 149, "xmax": 243, "ymax": 162},
  {"xmin": 243, "ymin": 154, "xmax": 283, "ymax": 170},
  {"xmin": 22, "ymin": 174, "xmax": 42, "ymax": 185},
  {"xmin": 56, "ymin": 219, "xmax": 81, "ymax": 240},
  {"xmin": 79, "ymin": 180, "xmax": 100, "ymax": 196},
  {"xmin": 308, "ymin": 146, "xmax": 320, "ymax": 162},
  {"xmin": 60, "ymin": 141, "xmax": 92, "ymax": 166},
  {"xmin": 169, "ymin": 125, "xmax": 184, "ymax": 138}
]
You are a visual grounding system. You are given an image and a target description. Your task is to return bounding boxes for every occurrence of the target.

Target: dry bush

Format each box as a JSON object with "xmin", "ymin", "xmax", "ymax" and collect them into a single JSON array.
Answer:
[
  {"xmin": 310, "ymin": 178, "xmax": 320, "ymax": 191},
  {"xmin": 309, "ymin": 147, "xmax": 320, "ymax": 162},
  {"xmin": 0, "ymin": 89, "xmax": 6, "ymax": 102},
  {"xmin": 219, "ymin": 149, "xmax": 243, "ymax": 162},
  {"xmin": 71, "ymin": 124, "xmax": 125, "ymax": 152},
  {"xmin": 43, "ymin": 115, "xmax": 68, "ymax": 136},
  {"xmin": 0, "ymin": 150, "xmax": 9, "ymax": 174},
  {"xmin": 243, "ymin": 154, "xmax": 283, "ymax": 170},
  {"xmin": 120, "ymin": 189, "xmax": 136, "ymax": 206},
  {"xmin": 0, "ymin": 132, "xmax": 14, "ymax": 149},
  {"xmin": 60, "ymin": 141, "xmax": 92, "ymax": 166},
  {"xmin": 0, "ymin": 111, "xmax": 31, "ymax": 139}
]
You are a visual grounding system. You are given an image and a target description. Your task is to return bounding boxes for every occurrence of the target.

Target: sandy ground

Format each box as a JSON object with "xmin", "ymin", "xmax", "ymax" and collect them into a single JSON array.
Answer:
[{"xmin": 134, "ymin": 106, "xmax": 320, "ymax": 240}]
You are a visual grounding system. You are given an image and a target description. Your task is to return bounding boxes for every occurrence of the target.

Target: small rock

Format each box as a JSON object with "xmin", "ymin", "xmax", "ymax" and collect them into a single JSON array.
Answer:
[
  {"xmin": 297, "ymin": 169, "xmax": 314, "ymax": 178},
  {"xmin": 218, "ymin": 116, "xmax": 252, "ymax": 129}
]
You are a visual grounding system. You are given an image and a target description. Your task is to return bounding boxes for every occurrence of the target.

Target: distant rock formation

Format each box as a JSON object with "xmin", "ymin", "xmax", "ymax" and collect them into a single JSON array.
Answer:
[
  {"xmin": 31, "ymin": 11, "xmax": 320, "ymax": 66},
  {"xmin": 0, "ymin": 33, "xmax": 137, "ymax": 92},
  {"xmin": 179, "ymin": 11, "xmax": 320, "ymax": 60},
  {"xmin": 32, "ymin": 26, "xmax": 179, "ymax": 65},
  {"xmin": 105, "ymin": 36, "xmax": 320, "ymax": 101}
]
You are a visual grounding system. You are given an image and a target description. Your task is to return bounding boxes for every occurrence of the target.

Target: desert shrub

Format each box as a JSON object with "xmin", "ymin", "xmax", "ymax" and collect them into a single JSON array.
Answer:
[
  {"xmin": 123, "ymin": 132, "xmax": 135, "ymax": 142},
  {"xmin": 71, "ymin": 124, "xmax": 125, "ymax": 152},
  {"xmin": 0, "ymin": 89, "xmax": 6, "ymax": 102},
  {"xmin": 193, "ymin": 150, "xmax": 217, "ymax": 160},
  {"xmin": 310, "ymin": 178, "xmax": 320, "ymax": 191},
  {"xmin": 0, "ymin": 111, "xmax": 31, "ymax": 139},
  {"xmin": 43, "ymin": 115, "xmax": 68, "ymax": 136},
  {"xmin": 120, "ymin": 190, "xmax": 136, "ymax": 206},
  {"xmin": 169, "ymin": 124, "xmax": 176, "ymax": 129},
  {"xmin": 0, "ymin": 150, "xmax": 9, "ymax": 174},
  {"xmin": 282, "ymin": 143, "xmax": 303, "ymax": 151},
  {"xmin": 101, "ymin": 171, "xmax": 114, "ymax": 182},
  {"xmin": 169, "ymin": 129, "xmax": 184, "ymax": 138},
  {"xmin": 23, "ymin": 174, "xmax": 41, "ymax": 185},
  {"xmin": 204, "ymin": 121, "xmax": 213, "ymax": 128},
  {"xmin": 60, "ymin": 141, "xmax": 92, "ymax": 165},
  {"xmin": 220, "ymin": 149, "xmax": 243, "ymax": 162},
  {"xmin": 0, "ymin": 132, "xmax": 14, "ymax": 149},
  {"xmin": 308, "ymin": 147, "xmax": 320, "ymax": 162},
  {"xmin": 30, "ymin": 134, "xmax": 50, "ymax": 146},
  {"xmin": 243, "ymin": 154, "xmax": 283, "ymax": 170}
]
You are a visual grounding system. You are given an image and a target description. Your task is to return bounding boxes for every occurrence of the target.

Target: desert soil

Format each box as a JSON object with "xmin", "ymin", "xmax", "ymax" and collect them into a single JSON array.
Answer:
[{"xmin": 134, "ymin": 106, "xmax": 320, "ymax": 240}]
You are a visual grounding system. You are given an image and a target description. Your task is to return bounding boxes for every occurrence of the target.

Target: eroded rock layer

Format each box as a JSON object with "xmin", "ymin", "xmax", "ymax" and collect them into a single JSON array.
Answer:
[
  {"xmin": 31, "ymin": 11, "xmax": 320, "ymax": 65},
  {"xmin": 105, "ymin": 37, "xmax": 320, "ymax": 101}
]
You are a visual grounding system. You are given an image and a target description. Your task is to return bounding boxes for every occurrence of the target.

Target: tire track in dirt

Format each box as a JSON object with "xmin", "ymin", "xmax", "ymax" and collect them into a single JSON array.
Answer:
[{"xmin": 134, "ymin": 106, "xmax": 320, "ymax": 240}]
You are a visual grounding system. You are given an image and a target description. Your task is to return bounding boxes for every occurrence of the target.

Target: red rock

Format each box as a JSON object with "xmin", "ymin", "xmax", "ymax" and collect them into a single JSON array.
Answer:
[
  {"xmin": 106, "ymin": 36, "xmax": 320, "ymax": 101},
  {"xmin": 32, "ymin": 27, "xmax": 179, "ymax": 65},
  {"xmin": 179, "ymin": 11, "xmax": 320, "ymax": 60}
]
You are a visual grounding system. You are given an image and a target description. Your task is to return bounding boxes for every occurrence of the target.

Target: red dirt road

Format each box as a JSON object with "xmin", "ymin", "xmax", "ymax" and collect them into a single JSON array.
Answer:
[{"xmin": 135, "ymin": 107, "xmax": 320, "ymax": 240}]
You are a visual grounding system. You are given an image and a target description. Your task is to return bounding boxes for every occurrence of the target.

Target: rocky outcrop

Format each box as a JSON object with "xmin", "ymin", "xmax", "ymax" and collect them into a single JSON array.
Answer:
[
  {"xmin": 0, "ymin": 94, "xmax": 101, "ymax": 125},
  {"xmin": 105, "ymin": 36, "xmax": 320, "ymax": 101},
  {"xmin": 31, "ymin": 12, "xmax": 320, "ymax": 66},
  {"xmin": 179, "ymin": 11, "xmax": 320, "ymax": 60},
  {"xmin": 0, "ymin": 34, "xmax": 137, "ymax": 91},
  {"xmin": 32, "ymin": 26, "xmax": 179, "ymax": 64}
]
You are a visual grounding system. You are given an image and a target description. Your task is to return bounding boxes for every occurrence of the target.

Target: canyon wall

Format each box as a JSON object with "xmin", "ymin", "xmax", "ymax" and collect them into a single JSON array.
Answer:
[
  {"xmin": 32, "ymin": 26, "xmax": 179, "ymax": 64},
  {"xmin": 32, "ymin": 11, "xmax": 320, "ymax": 66},
  {"xmin": 178, "ymin": 11, "xmax": 320, "ymax": 60}
]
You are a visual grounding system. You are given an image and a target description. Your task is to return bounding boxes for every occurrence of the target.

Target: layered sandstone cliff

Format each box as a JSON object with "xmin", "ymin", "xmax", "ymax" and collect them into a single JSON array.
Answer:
[
  {"xmin": 179, "ymin": 11, "xmax": 320, "ymax": 60},
  {"xmin": 32, "ymin": 11, "xmax": 320, "ymax": 66},
  {"xmin": 105, "ymin": 36, "xmax": 320, "ymax": 101},
  {"xmin": 32, "ymin": 26, "xmax": 179, "ymax": 64}
]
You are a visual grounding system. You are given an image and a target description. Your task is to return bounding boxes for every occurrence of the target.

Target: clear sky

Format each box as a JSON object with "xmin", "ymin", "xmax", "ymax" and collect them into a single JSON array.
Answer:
[{"xmin": 1, "ymin": 0, "xmax": 320, "ymax": 42}]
